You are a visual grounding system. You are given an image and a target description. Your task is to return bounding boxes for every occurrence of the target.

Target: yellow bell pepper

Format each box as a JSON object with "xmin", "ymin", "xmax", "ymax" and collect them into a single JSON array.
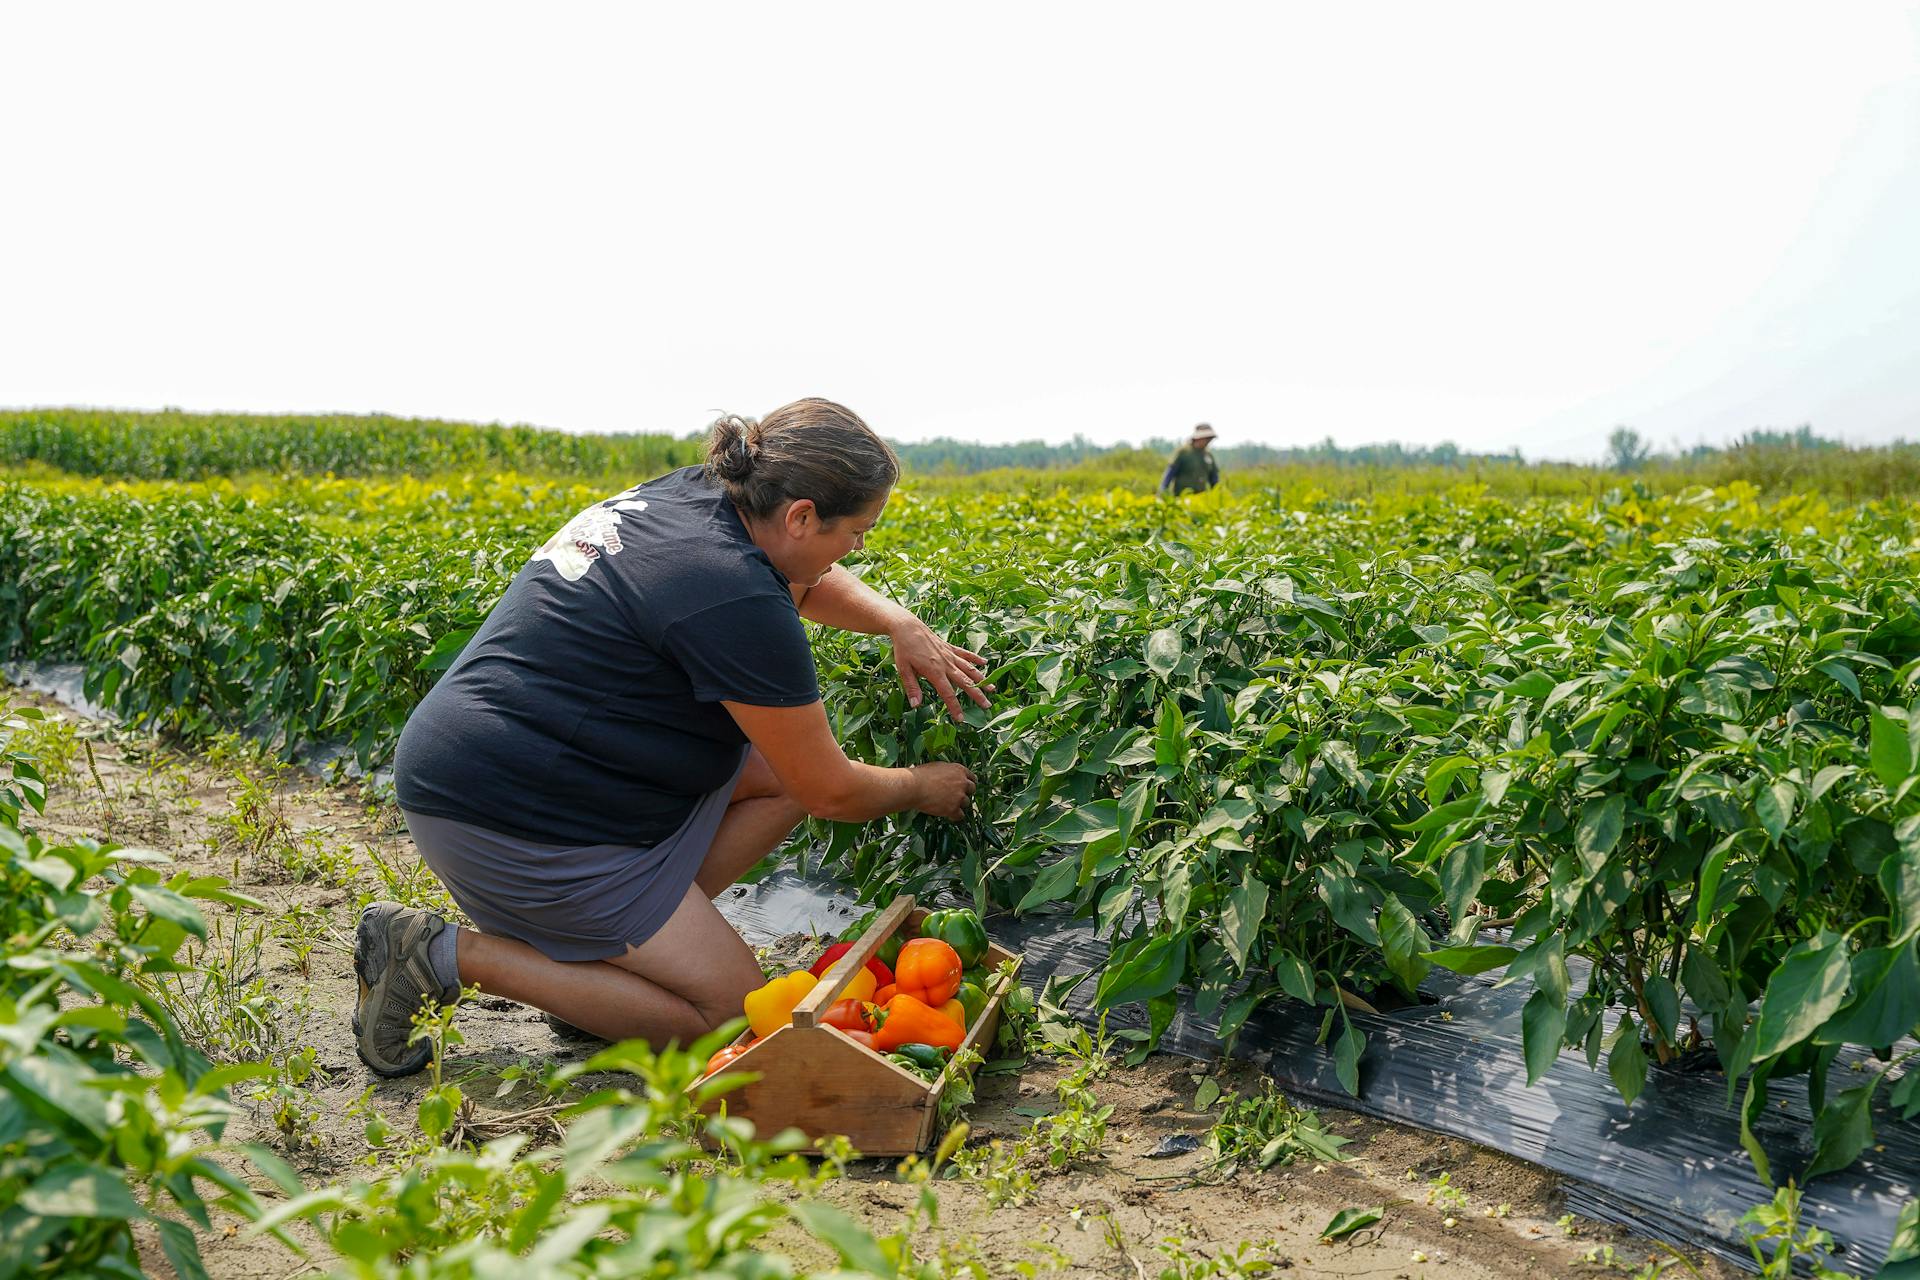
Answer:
[
  {"xmin": 842, "ymin": 965, "xmax": 878, "ymax": 1004},
  {"xmin": 743, "ymin": 970, "xmax": 817, "ymax": 1037}
]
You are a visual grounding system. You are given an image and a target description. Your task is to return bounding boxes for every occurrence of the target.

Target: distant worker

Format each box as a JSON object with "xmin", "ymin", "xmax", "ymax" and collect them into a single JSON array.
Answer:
[{"xmin": 1158, "ymin": 423, "xmax": 1220, "ymax": 496}]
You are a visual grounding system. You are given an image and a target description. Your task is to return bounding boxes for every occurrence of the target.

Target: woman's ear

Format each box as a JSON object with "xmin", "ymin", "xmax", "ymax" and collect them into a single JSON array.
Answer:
[{"xmin": 782, "ymin": 497, "xmax": 819, "ymax": 537}]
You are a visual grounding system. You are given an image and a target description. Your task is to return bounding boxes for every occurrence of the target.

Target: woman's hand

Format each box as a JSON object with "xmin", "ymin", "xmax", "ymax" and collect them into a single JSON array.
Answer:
[
  {"xmin": 909, "ymin": 763, "xmax": 977, "ymax": 820},
  {"xmin": 888, "ymin": 612, "xmax": 991, "ymax": 722}
]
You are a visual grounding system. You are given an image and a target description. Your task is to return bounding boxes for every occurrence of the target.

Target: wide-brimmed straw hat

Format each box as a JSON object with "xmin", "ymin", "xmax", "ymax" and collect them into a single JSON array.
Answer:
[{"xmin": 1190, "ymin": 423, "xmax": 1218, "ymax": 440}]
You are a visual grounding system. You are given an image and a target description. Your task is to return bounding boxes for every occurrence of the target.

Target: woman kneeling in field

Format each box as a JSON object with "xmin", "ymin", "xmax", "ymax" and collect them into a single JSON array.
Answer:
[{"xmin": 354, "ymin": 398, "xmax": 984, "ymax": 1077}]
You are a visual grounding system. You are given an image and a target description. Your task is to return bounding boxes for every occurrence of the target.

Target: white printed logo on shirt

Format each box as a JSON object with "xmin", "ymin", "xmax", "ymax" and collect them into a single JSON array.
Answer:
[{"xmin": 530, "ymin": 487, "xmax": 650, "ymax": 582}]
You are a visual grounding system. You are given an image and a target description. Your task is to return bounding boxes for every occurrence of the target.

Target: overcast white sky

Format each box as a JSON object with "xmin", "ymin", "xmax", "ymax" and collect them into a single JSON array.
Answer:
[{"xmin": 4, "ymin": 4, "xmax": 1917, "ymax": 459}]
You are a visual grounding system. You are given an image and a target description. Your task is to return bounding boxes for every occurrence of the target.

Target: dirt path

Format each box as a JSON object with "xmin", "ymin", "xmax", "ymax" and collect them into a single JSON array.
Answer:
[{"xmin": 9, "ymin": 684, "xmax": 1735, "ymax": 1278}]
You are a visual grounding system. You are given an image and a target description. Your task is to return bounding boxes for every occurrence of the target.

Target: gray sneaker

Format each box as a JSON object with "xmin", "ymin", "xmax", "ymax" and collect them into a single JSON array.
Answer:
[{"xmin": 353, "ymin": 901, "xmax": 458, "ymax": 1078}]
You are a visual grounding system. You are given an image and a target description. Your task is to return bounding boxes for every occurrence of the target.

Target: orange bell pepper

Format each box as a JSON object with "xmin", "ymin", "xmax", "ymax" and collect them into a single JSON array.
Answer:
[
  {"xmin": 703, "ymin": 1042, "xmax": 753, "ymax": 1077},
  {"xmin": 872, "ymin": 993, "xmax": 965, "ymax": 1052},
  {"xmin": 894, "ymin": 937, "xmax": 963, "ymax": 1007},
  {"xmin": 837, "ymin": 1028, "xmax": 878, "ymax": 1051},
  {"xmin": 872, "ymin": 982, "xmax": 898, "ymax": 1005},
  {"xmin": 937, "ymin": 997, "xmax": 967, "ymax": 1029}
]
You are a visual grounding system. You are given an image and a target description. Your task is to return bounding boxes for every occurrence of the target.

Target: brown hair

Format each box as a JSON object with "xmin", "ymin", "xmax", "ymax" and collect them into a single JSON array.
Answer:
[{"xmin": 704, "ymin": 398, "xmax": 900, "ymax": 522}]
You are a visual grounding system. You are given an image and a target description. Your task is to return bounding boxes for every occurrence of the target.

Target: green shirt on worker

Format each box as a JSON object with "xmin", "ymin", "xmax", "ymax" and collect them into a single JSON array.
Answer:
[{"xmin": 1160, "ymin": 445, "xmax": 1219, "ymax": 495}]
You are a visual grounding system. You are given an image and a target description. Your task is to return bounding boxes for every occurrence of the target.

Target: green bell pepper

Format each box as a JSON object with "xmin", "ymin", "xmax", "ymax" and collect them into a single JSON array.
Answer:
[
  {"xmin": 886, "ymin": 1042, "xmax": 952, "ymax": 1079},
  {"xmin": 954, "ymin": 981, "xmax": 989, "ymax": 1028},
  {"xmin": 919, "ymin": 908, "xmax": 989, "ymax": 969},
  {"xmin": 839, "ymin": 908, "xmax": 904, "ymax": 968}
]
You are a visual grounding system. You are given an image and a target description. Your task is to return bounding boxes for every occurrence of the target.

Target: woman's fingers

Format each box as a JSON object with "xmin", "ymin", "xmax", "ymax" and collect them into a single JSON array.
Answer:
[
  {"xmin": 949, "ymin": 660, "xmax": 992, "ymax": 709},
  {"xmin": 926, "ymin": 668, "xmax": 965, "ymax": 722},
  {"xmin": 946, "ymin": 641, "xmax": 988, "ymax": 668}
]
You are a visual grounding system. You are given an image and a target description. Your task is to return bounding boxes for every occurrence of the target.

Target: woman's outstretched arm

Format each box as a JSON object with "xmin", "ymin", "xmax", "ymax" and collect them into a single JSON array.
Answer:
[{"xmin": 796, "ymin": 565, "xmax": 991, "ymax": 721}]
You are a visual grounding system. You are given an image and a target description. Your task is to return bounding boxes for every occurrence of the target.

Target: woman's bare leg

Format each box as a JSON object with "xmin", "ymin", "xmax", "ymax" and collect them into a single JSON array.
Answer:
[
  {"xmin": 444, "ymin": 749, "xmax": 801, "ymax": 1042},
  {"xmin": 451, "ymin": 881, "xmax": 762, "ymax": 1045}
]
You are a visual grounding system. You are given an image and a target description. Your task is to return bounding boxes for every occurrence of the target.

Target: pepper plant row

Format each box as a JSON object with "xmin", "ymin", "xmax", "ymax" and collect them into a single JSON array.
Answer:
[
  {"xmin": 814, "ymin": 485, "xmax": 1920, "ymax": 1184},
  {"xmin": 3, "ymin": 468, "xmax": 1918, "ymax": 1182}
]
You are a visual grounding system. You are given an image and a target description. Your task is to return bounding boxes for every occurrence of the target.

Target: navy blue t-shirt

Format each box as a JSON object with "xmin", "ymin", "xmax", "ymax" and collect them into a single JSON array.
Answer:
[{"xmin": 394, "ymin": 467, "xmax": 820, "ymax": 846}]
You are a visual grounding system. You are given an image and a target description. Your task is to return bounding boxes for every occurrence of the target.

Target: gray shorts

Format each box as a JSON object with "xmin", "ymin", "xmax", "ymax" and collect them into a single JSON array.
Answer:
[{"xmin": 401, "ymin": 746, "xmax": 749, "ymax": 963}]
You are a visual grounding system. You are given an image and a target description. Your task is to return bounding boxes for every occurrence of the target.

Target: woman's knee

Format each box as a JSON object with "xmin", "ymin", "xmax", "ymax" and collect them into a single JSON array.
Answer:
[{"xmin": 691, "ymin": 965, "xmax": 763, "ymax": 1033}]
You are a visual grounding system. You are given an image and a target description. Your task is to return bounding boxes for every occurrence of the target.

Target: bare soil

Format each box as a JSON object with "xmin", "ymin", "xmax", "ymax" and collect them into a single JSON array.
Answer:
[{"xmin": 11, "ymin": 683, "xmax": 1736, "ymax": 1279}]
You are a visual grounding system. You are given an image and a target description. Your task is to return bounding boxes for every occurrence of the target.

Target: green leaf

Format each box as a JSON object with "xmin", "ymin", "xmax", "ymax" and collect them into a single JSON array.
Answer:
[
  {"xmin": 1814, "ymin": 942, "xmax": 1920, "ymax": 1047},
  {"xmin": 1740, "ymin": 1071, "xmax": 1775, "ymax": 1186},
  {"xmin": 1643, "ymin": 976, "xmax": 1681, "ymax": 1048},
  {"xmin": 1813, "ymin": 659, "xmax": 1861, "ymax": 701},
  {"xmin": 1884, "ymin": 846, "xmax": 1920, "ymax": 944},
  {"xmin": 1884, "ymin": 1199, "xmax": 1920, "ymax": 1274},
  {"xmin": 1893, "ymin": 1069, "xmax": 1920, "ymax": 1121},
  {"xmin": 1680, "ymin": 946, "xmax": 1730, "ymax": 1010},
  {"xmin": 1609, "ymin": 1015, "xmax": 1648, "ymax": 1107},
  {"xmin": 418, "ymin": 1085, "xmax": 458, "ymax": 1141},
  {"xmin": 1320, "ymin": 1205, "xmax": 1384, "ymax": 1242},
  {"xmin": 1422, "ymin": 944, "xmax": 1518, "ymax": 976},
  {"xmin": 1574, "ymin": 795, "xmax": 1625, "ymax": 874},
  {"xmin": 1216, "ymin": 989, "xmax": 1264, "ymax": 1050},
  {"xmin": 127, "ymin": 884, "xmax": 208, "ymax": 940},
  {"xmin": 1318, "ymin": 740, "xmax": 1364, "ymax": 790},
  {"xmin": 20, "ymin": 1165, "xmax": 145, "ymax": 1219},
  {"xmin": 1314, "ymin": 868, "xmax": 1380, "ymax": 946},
  {"xmin": 1510, "ymin": 933, "xmax": 1569, "ymax": 1007},
  {"xmin": 1193, "ymin": 1077, "xmax": 1222, "ymax": 1111},
  {"xmin": 1378, "ymin": 896, "xmax": 1431, "ymax": 994},
  {"xmin": 1153, "ymin": 698, "xmax": 1189, "ymax": 768},
  {"xmin": 1098, "ymin": 934, "xmax": 1187, "ymax": 1007},
  {"xmin": 1333, "ymin": 1021, "xmax": 1365, "ymax": 1096},
  {"xmin": 1274, "ymin": 950, "xmax": 1315, "ymax": 1003},
  {"xmin": 1114, "ymin": 775, "xmax": 1155, "ymax": 850},
  {"xmin": 1439, "ymin": 837, "xmax": 1486, "ymax": 933},
  {"xmin": 1872, "ymin": 706, "xmax": 1915, "ymax": 790},
  {"xmin": 421, "ymin": 627, "xmax": 476, "ymax": 672},
  {"xmin": 1144, "ymin": 628, "xmax": 1183, "ymax": 679},
  {"xmin": 1803, "ymin": 1081, "xmax": 1878, "ymax": 1182},
  {"xmin": 1522, "ymin": 990, "xmax": 1566, "ymax": 1085},
  {"xmin": 1039, "ymin": 730, "xmax": 1083, "ymax": 776},
  {"xmin": 9, "ymin": 1048, "xmax": 111, "ymax": 1137},
  {"xmin": 1754, "ymin": 780, "xmax": 1796, "ymax": 845},
  {"xmin": 241, "ymin": 1144, "xmax": 306, "ymax": 1198},
  {"xmin": 1695, "ymin": 834, "xmax": 1737, "ymax": 934},
  {"xmin": 1750, "ymin": 942, "xmax": 1852, "ymax": 1061},
  {"xmin": 1016, "ymin": 857, "xmax": 1080, "ymax": 914},
  {"xmin": 1041, "ymin": 800, "xmax": 1120, "ymax": 846},
  {"xmin": 190, "ymin": 1061, "xmax": 276, "ymax": 1098},
  {"xmin": 1161, "ymin": 859, "xmax": 1194, "ymax": 932},
  {"xmin": 157, "ymin": 1218, "xmax": 210, "ymax": 1280},
  {"xmin": 1810, "ymin": 763, "xmax": 1852, "ymax": 801},
  {"xmin": 1222, "ymin": 870, "xmax": 1269, "ymax": 974},
  {"xmin": 1504, "ymin": 670, "xmax": 1556, "ymax": 699}
]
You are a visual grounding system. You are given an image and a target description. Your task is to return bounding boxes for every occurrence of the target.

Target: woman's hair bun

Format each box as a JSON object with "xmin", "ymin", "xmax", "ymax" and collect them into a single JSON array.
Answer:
[
  {"xmin": 706, "ymin": 413, "xmax": 759, "ymax": 482},
  {"xmin": 703, "ymin": 398, "xmax": 897, "ymax": 521}
]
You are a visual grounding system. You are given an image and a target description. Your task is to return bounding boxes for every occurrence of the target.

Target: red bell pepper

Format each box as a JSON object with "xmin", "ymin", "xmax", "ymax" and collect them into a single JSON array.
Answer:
[{"xmin": 809, "ymin": 941, "xmax": 895, "ymax": 988}]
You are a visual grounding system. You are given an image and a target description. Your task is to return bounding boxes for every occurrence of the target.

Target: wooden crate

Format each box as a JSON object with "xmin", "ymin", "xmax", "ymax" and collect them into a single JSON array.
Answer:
[{"xmin": 693, "ymin": 895, "xmax": 1020, "ymax": 1156}]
